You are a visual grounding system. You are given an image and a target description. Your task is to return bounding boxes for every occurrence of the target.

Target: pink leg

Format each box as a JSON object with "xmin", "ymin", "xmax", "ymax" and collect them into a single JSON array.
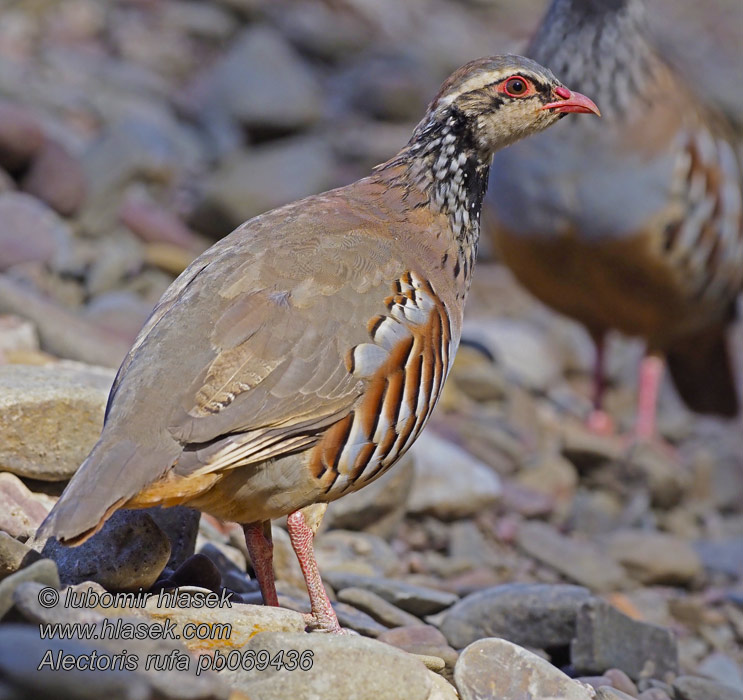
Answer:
[
  {"xmin": 286, "ymin": 510, "xmax": 344, "ymax": 634},
  {"xmin": 586, "ymin": 333, "xmax": 615, "ymax": 435},
  {"xmin": 634, "ymin": 354, "xmax": 664, "ymax": 441},
  {"xmin": 243, "ymin": 521, "xmax": 279, "ymax": 607}
]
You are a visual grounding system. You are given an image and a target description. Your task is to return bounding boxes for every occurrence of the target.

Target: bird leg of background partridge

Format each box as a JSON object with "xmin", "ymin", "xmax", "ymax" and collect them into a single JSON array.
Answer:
[
  {"xmin": 586, "ymin": 332, "xmax": 615, "ymax": 435},
  {"xmin": 243, "ymin": 521, "xmax": 279, "ymax": 607},
  {"xmin": 634, "ymin": 354, "xmax": 665, "ymax": 441},
  {"xmin": 286, "ymin": 508, "xmax": 344, "ymax": 634}
]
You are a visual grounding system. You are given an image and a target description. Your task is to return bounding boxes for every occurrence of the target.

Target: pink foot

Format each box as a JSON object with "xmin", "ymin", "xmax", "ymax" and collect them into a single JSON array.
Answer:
[
  {"xmin": 287, "ymin": 510, "xmax": 349, "ymax": 634},
  {"xmin": 625, "ymin": 355, "xmax": 677, "ymax": 459},
  {"xmin": 634, "ymin": 355, "xmax": 663, "ymax": 441}
]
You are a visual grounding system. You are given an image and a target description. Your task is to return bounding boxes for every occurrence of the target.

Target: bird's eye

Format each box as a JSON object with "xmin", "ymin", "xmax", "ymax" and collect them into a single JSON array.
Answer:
[{"xmin": 504, "ymin": 76, "xmax": 529, "ymax": 97}]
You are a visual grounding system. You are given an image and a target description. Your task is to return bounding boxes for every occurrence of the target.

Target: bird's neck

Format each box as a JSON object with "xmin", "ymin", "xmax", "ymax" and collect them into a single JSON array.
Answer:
[
  {"xmin": 376, "ymin": 107, "xmax": 492, "ymax": 285},
  {"xmin": 529, "ymin": 0, "xmax": 657, "ymax": 119}
]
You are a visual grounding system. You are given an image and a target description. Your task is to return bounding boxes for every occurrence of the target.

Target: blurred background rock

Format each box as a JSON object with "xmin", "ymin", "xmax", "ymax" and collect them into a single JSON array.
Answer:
[{"xmin": 0, "ymin": 1, "xmax": 741, "ymax": 697}]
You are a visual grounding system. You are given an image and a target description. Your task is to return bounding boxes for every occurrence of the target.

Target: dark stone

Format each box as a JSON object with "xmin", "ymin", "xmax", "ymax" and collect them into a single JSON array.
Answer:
[
  {"xmin": 42, "ymin": 509, "xmax": 170, "ymax": 592},
  {"xmin": 199, "ymin": 542, "xmax": 255, "ymax": 594},
  {"xmin": 571, "ymin": 598, "xmax": 678, "ymax": 681},
  {"xmin": 143, "ymin": 506, "xmax": 200, "ymax": 570},
  {"xmin": 440, "ymin": 583, "xmax": 591, "ymax": 650},
  {"xmin": 170, "ymin": 553, "xmax": 222, "ymax": 592}
]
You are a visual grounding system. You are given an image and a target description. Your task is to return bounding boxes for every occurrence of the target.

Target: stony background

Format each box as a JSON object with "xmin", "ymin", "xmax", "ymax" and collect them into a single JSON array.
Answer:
[{"xmin": 0, "ymin": 0, "xmax": 741, "ymax": 699}]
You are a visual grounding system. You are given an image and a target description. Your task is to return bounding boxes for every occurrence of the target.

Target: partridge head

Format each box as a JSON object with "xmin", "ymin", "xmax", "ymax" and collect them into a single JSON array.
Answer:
[{"xmin": 38, "ymin": 55, "xmax": 599, "ymax": 633}]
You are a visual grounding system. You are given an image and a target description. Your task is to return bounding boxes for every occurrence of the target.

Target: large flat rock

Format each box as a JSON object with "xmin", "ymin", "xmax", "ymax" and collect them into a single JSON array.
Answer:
[{"xmin": 0, "ymin": 363, "xmax": 114, "ymax": 480}]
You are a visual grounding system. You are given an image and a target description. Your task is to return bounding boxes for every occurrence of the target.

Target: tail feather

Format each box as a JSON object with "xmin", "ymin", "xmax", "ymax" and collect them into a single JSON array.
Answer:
[
  {"xmin": 37, "ymin": 436, "xmax": 180, "ymax": 545},
  {"xmin": 666, "ymin": 325, "xmax": 739, "ymax": 417}
]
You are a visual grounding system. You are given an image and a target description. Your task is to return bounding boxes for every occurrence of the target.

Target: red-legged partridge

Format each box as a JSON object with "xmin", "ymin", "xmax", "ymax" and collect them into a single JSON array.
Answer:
[
  {"xmin": 486, "ymin": 0, "xmax": 743, "ymax": 437},
  {"xmin": 38, "ymin": 55, "xmax": 599, "ymax": 633}
]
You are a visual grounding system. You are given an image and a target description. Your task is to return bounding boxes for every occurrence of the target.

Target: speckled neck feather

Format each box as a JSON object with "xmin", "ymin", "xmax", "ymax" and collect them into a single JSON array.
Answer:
[{"xmin": 377, "ymin": 106, "xmax": 492, "ymax": 285}]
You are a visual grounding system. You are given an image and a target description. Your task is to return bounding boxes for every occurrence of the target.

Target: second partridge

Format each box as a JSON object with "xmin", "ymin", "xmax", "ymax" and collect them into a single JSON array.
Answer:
[{"xmin": 486, "ymin": 0, "xmax": 743, "ymax": 436}]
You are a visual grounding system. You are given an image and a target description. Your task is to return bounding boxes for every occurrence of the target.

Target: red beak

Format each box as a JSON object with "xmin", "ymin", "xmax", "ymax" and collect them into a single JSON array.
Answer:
[{"xmin": 540, "ymin": 86, "xmax": 601, "ymax": 116}]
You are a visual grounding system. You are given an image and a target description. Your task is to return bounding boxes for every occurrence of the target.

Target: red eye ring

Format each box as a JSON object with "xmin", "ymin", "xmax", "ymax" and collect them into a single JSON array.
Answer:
[{"xmin": 503, "ymin": 76, "xmax": 530, "ymax": 98}]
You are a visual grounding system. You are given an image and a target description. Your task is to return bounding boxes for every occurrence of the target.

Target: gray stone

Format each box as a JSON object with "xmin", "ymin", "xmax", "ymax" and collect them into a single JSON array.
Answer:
[
  {"xmin": 571, "ymin": 598, "xmax": 678, "ymax": 681},
  {"xmin": 377, "ymin": 625, "xmax": 459, "ymax": 678},
  {"xmin": 408, "ymin": 432, "xmax": 501, "ymax": 520},
  {"xmin": 315, "ymin": 530, "xmax": 403, "ymax": 577},
  {"xmin": 560, "ymin": 421, "xmax": 626, "ymax": 469},
  {"xmin": 454, "ymin": 637, "xmax": 595, "ymax": 700},
  {"xmin": 84, "ymin": 231, "xmax": 144, "ymax": 297},
  {"xmin": 143, "ymin": 506, "xmax": 200, "ymax": 570},
  {"xmin": 694, "ymin": 538, "xmax": 743, "ymax": 577},
  {"xmin": 208, "ymin": 25, "xmax": 322, "ymax": 131},
  {"xmin": 13, "ymin": 580, "xmax": 145, "ymax": 625},
  {"xmin": 604, "ymin": 668, "xmax": 639, "ymax": 696},
  {"xmin": 696, "ymin": 652, "xmax": 743, "ymax": 691},
  {"xmin": 79, "ymin": 118, "xmax": 192, "ymax": 238},
  {"xmin": 193, "ymin": 134, "xmax": 336, "ymax": 234},
  {"xmin": 605, "ymin": 530, "xmax": 702, "ymax": 585},
  {"xmin": 337, "ymin": 587, "xmax": 425, "ymax": 628},
  {"xmin": 0, "ymin": 276, "xmax": 131, "ymax": 368},
  {"xmin": 0, "ymin": 363, "xmax": 114, "ymax": 481},
  {"xmin": 626, "ymin": 443, "xmax": 687, "ymax": 509},
  {"xmin": 0, "ymin": 624, "xmax": 152, "ymax": 700},
  {"xmin": 273, "ymin": 0, "xmax": 372, "ymax": 61},
  {"xmin": 323, "ymin": 572, "xmax": 459, "ymax": 616},
  {"xmin": 222, "ymin": 631, "xmax": 433, "ymax": 700},
  {"xmin": 0, "ymin": 559, "xmax": 59, "ymax": 619},
  {"xmin": 83, "ymin": 290, "xmax": 154, "ymax": 344},
  {"xmin": 0, "ymin": 532, "xmax": 41, "ymax": 580},
  {"xmin": 516, "ymin": 521, "xmax": 630, "ymax": 592},
  {"xmin": 461, "ymin": 318, "xmax": 562, "ymax": 391},
  {"xmin": 0, "ymin": 315, "xmax": 39, "ymax": 354},
  {"xmin": 596, "ymin": 688, "xmax": 638, "ymax": 700},
  {"xmin": 341, "ymin": 54, "xmax": 432, "ymax": 122},
  {"xmin": 673, "ymin": 675, "xmax": 743, "ymax": 700},
  {"xmin": 0, "ymin": 192, "xmax": 71, "ymax": 270},
  {"xmin": 0, "ymin": 472, "xmax": 52, "ymax": 539},
  {"xmin": 637, "ymin": 688, "xmax": 672, "ymax": 700},
  {"xmin": 440, "ymin": 583, "xmax": 591, "ymax": 650},
  {"xmin": 332, "ymin": 600, "xmax": 389, "ymax": 637},
  {"xmin": 161, "ymin": 0, "xmax": 237, "ymax": 40},
  {"xmin": 42, "ymin": 509, "xmax": 170, "ymax": 592},
  {"xmin": 0, "ymin": 621, "xmax": 229, "ymax": 699},
  {"xmin": 323, "ymin": 452, "xmax": 415, "ymax": 539}
]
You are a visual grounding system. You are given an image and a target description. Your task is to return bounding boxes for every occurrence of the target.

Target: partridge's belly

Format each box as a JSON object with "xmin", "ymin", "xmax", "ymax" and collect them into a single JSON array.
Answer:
[{"xmin": 494, "ymin": 226, "xmax": 724, "ymax": 348}]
